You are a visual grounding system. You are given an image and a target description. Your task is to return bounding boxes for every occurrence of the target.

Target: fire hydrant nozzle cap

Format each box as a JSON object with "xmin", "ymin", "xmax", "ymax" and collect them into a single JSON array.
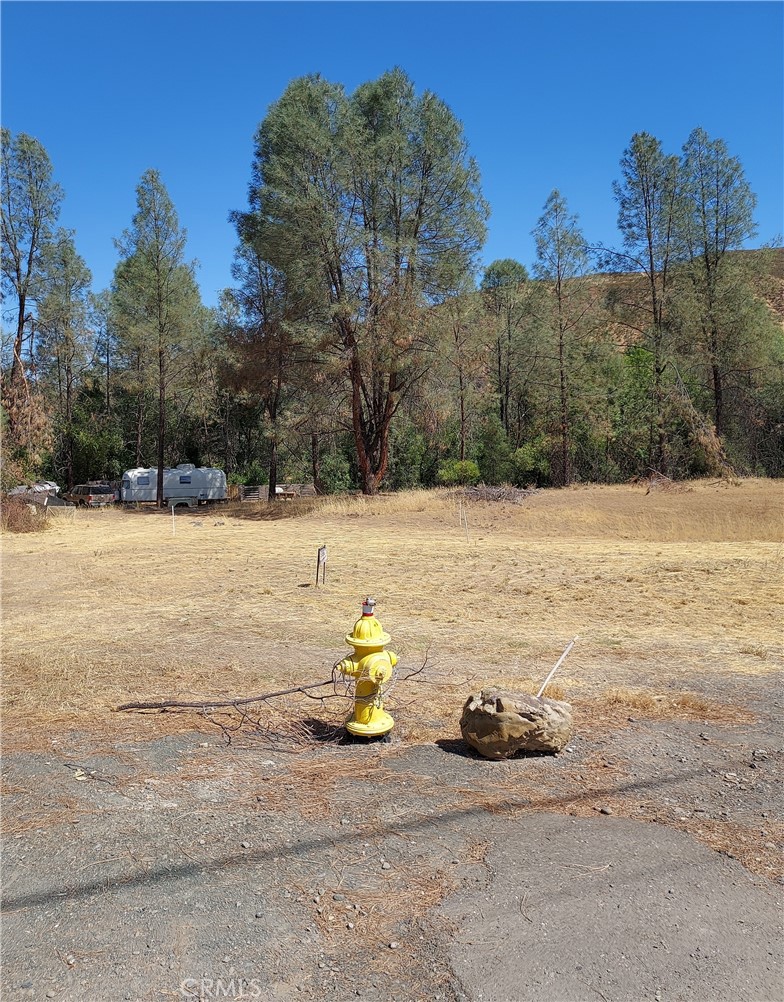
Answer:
[{"xmin": 346, "ymin": 597, "xmax": 390, "ymax": 649}]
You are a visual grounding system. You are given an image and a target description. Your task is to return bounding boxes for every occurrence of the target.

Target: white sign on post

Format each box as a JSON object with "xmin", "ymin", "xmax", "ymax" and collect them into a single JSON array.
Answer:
[{"xmin": 316, "ymin": 544, "xmax": 327, "ymax": 587}]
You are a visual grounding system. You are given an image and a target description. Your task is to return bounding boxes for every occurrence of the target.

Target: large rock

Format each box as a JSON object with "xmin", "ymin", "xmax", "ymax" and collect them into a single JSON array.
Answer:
[{"xmin": 460, "ymin": 688, "xmax": 573, "ymax": 760}]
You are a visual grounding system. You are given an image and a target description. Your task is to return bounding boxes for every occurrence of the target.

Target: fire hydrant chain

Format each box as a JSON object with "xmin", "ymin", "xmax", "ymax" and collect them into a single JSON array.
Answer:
[
  {"xmin": 334, "ymin": 597, "xmax": 397, "ymax": 738},
  {"xmin": 332, "ymin": 661, "xmax": 398, "ymax": 704}
]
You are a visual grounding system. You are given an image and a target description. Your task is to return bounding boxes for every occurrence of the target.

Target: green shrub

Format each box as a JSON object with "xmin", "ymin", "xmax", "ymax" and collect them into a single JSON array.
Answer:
[
  {"xmin": 511, "ymin": 437, "xmax": 551, "ymax": 486},
  {"xmin": 388, "ymin": 425, "xmax": 426, "ymax": 489},
  {"xmin": 318, "ymin": 452, "xmax": 352, "ymax": 494},
  {"xmin": 237, "ymin": 461, "xmax": 268, "ymax": 486},
  {"xmin": 436, "ymin": 459, "xmax": 480, "ymax": 486},
  {"xmin": 477, "ymin": 414, "xmax": 513, "ymax": 484}
]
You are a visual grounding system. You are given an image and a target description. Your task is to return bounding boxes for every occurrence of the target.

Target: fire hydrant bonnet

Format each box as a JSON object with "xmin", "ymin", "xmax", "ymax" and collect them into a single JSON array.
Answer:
[{"xmin": 345, "ymin": 613, "xmax": 391, "ymax": 650}]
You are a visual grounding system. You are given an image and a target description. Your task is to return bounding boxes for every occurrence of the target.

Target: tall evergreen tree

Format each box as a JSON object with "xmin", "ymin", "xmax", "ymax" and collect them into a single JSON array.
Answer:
[
  {"xmin": 611, "ymin": 133, "xmax": 681, "ymax": 473},
  {"xmin": 533, "ymin": 190, "xmax": 596, "ymax": 486},
  {"xmin": 91, "ymin": 289, "xmax": 115, "ymax": 417},
  {"xmin": 236, "ymin": 69, "xmax": 488, "ymax": 494},
  {"xmin": 36, "ymin": 229, "xmax": 93, "ymax": 488},
  {"xmin": 436, "ymin": 281, "xmax": 485, "ymax": 462},
  {"xmin": 112, "ymin": 170, "xmax": 203, "ymax": 505},
  {"xmin": 677, "ymin": 127, "xmax": 758, "ymax": 437},
  {"xmin": 480, "ymin": 259, "xmax": 530, "ymax": 439},
  {"xmin": 1, "ymin": 130, "xmax": 63, "ymax": 476},
  {"xmin": 222, "ymin": 220, "xmax": 316, "ymax": 499},
  {"xmin": 1, "ymin": 129, "xmax": 63, "ymax": 386}
]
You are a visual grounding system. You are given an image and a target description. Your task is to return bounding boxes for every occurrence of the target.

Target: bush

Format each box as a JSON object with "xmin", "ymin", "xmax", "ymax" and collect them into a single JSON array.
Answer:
[
  {"xmin": 511, "ymin": 438, "xmax": 551, "ymax": 486},
  {"xmin": 436, "ymin": 459, "xmax": 480, "ymax": 486},
  {"xmin": 1, "ymin": 496, "xmax": 49, "ymax": 533},
  {"xmin": 388, "ymin": 426, "xmax": 427, "ymax": 489},
  {"xmin": 318, "ymin": 452, "xmax": 352, "ymax": 494},
  {"xmin": 236, "ymin": 461, "xmax": 268, "ymax": 486},
  {"xmin": 477, "ymin": 413, "xmax": 514, "ymax": 484}
]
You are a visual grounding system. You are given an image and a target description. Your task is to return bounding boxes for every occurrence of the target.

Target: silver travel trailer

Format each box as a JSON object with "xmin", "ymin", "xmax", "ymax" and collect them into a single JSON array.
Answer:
[{"xmin": 120, "ymin": 465, "xmax": 227, "ymax": 507}]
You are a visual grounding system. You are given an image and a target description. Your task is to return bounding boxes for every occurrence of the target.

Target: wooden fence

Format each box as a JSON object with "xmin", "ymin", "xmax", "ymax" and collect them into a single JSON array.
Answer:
[{"xmin": 236, "ymin": 484, "xmax": 317, "ymax": 503}]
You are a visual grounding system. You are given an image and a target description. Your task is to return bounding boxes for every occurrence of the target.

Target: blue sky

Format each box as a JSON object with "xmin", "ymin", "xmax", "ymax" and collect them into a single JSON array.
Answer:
[{"xmin": 2, "ymin": 1, "xmax": 782, "ymax": 308}]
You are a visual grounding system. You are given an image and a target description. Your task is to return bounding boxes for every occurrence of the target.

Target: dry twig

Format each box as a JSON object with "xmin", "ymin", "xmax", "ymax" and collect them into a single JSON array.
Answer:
[{"xmin": 114, "ymin": 679, "xmax": 337, "ymax": 713}]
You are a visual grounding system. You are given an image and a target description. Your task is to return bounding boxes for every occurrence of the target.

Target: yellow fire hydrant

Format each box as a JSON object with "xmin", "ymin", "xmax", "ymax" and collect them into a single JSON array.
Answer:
[{"xmin": 335, "ymin": 597, "xmax": 397, "ymax": 738}]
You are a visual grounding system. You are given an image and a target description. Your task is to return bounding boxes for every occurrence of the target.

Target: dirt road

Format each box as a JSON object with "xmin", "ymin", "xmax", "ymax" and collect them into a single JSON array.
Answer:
[{"xmin": 2, "ymin": 693, "xmax": 781, "ymax": 1002}]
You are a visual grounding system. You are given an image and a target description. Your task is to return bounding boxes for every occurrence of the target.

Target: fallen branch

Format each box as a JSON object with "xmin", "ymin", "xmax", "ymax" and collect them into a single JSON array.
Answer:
[
  {"xmin": 114, "ymin": 652, "xmax": 437, "ymax": 750},
  {"xmin": 114, "ymin": 679, "xmax": 336, "ymax": 713}
]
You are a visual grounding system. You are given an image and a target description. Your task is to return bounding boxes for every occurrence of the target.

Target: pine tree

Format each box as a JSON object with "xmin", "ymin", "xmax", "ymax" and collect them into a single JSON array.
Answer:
[
  {"xmin": 112, "ymin": 170, "xmax": 203, "ymax": 505},
  {"xmin": 533, "ymin": 190, "xmax": 597, "ymax": 486},
  {"xmin": 36, "ymin": 229, "xmax": 93, "ymax": 488},
  {"xmin": 480, "ymin": 259, "xmax": 530, "ymax": 440},
  {"xmin": 1, "ymin": 130, "xmax": 63, "ymax": 477},
  {"xmin": 236, "ymin": 69, "xmax": 488, "ymax": 493},
  {"xmin": 611, "ymin": 133, "xmax": 681, "ymax": 474},
  {"xmin": 677, "ymin": 127, "xmax": 758, "ymax": 438}
]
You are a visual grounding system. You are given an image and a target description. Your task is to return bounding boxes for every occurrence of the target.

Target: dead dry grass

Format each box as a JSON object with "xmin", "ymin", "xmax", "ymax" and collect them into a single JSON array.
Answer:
[
  {"xmin": 1, "ymin": 478, "xmax": 781, "ymax": 748},
  {"xmin": 0, "ymin": 496, "xmax": 50, "ymax": 534},
  {"xmin": 392, "ymin": 682, "xmax": 754, "ymax": 749}
]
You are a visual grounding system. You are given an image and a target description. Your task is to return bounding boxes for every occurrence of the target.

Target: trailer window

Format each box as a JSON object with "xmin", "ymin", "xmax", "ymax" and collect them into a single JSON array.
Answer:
[
  {"xmin": 138, "ymin": 476, "xmax": 150, "ymax": 486},
  {"xmin": 179, "ymin": 475, "xmax": 192, "ymax": 484}
]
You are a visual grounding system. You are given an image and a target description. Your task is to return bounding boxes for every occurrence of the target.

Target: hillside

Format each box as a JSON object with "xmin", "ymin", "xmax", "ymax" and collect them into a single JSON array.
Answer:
[{"xmin": 582, "ymin": 246, "xmax": 784, "ymax": 325}]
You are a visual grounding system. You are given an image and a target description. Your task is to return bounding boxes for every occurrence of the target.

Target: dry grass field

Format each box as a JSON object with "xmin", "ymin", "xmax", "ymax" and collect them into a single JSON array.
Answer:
[{"xmin": 2, "ymin": 478, "xmax": 782, "ymax": 750}]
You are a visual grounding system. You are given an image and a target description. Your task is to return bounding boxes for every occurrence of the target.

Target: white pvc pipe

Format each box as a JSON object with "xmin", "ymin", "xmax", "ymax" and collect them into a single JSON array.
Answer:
[{"xmin": 537, "ymin": 636, "xmax": 578, "ymax": 698}]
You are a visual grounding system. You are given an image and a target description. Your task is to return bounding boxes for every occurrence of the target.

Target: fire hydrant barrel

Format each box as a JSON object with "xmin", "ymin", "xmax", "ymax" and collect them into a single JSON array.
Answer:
[{"xmin": 353, "ymin": 680, "xmax": 377, "ymax": 726}]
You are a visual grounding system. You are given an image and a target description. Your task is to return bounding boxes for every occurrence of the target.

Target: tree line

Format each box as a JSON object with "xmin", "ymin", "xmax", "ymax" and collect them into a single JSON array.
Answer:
[{"xmin": 2, "ymin": 70, "xmax": 782, "ymax": 501}]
